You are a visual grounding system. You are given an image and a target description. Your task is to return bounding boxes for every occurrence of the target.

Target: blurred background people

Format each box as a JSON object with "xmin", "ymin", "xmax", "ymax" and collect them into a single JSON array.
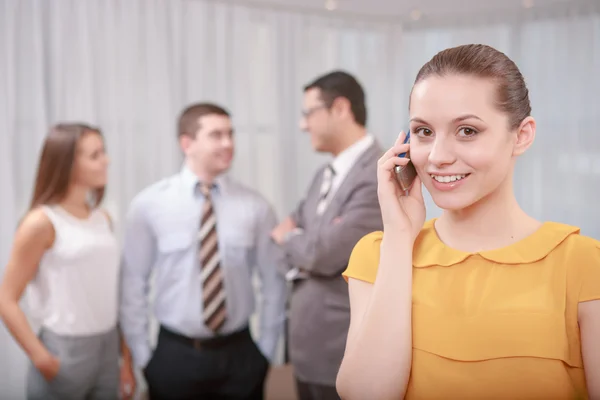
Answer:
[{"xmin": 0, "ymin": 124, "xmax": 135, "ymax": 400}]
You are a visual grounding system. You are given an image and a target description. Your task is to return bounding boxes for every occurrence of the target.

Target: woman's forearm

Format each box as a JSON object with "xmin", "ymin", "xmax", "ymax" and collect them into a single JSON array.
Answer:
[
  {"xmin": 0, "ymin": 299, "xmax": 50, "ymax": 364},
  {"xmin": 337, "ymin": 234, "xmax": 414, "ymax": 399}
]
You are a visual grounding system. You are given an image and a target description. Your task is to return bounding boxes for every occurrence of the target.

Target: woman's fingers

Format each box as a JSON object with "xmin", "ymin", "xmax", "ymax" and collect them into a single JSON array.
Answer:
[
  {"xmin": 394, "ymin": 131, "xmax": 407, "ymax": 146},
  {"xmin": 408, "ymin": 175, "xmax": 423, "ymax": 201},
  {"xmin": 380, "ymin": 156, "xmax": 411, "ymax": 175},
  {"xmin": 378, "ymin": 143, "xmax": 410, "ymax": 166},
  {"xmin": 379, "ymin": 131, "xmax": 408, "ymax": 164}
]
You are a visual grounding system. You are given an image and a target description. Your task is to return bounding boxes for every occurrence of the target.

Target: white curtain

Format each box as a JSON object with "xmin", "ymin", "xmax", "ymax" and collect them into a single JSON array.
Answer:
[{"xmin": 1, "ymin": 0, "xmax": 599, "ymax": 397}]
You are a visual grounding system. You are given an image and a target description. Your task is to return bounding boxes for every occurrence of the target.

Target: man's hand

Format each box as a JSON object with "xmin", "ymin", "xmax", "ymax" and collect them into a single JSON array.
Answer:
[
  {"xmin": 271, "ymin": 216, "xmax": 297, "ymax": 244},
  {"xmin": 119, "ymin": 358, "xmax": 137, "ymax": 400}
]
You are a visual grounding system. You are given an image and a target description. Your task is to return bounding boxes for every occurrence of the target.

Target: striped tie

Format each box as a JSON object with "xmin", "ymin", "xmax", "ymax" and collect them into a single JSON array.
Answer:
[
  {"xmin": 316, "ymin": 164, "xmax": 336, "ymax": 215},
  {"xmin": 198, "ymin": 183, "xmax": 227, "ymax": 332}
]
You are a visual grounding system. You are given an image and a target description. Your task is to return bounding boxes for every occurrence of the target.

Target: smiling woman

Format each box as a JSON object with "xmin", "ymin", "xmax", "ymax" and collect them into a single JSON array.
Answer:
[
  {"xmin": 407, "ymin": 45, "xmax": 534, "ymax": 212},
  {"xmin": 336, "ymin": 44, "xmax": 600, "ymax": 400}
]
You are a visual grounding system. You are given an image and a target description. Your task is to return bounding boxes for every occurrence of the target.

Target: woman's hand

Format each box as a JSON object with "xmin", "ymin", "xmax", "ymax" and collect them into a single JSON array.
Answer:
[
  {"xmin": 33, "ymin": 350, "xmax": 60, "ymax": 381},
  {"xmin": 377, "ymin": 131, "xmax": 426, "ymax": 240}
]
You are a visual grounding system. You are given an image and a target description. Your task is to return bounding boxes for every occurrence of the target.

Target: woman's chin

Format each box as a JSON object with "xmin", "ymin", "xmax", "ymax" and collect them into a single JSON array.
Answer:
[{"xmin": 430, "ymin": 192, "xmax": 477, "ymax": 212}]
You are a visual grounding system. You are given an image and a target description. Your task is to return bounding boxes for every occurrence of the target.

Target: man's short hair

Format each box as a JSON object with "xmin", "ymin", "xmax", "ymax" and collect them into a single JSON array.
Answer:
[
  {"xmin": 178, "ymin": 103, "xmax": 230, "ymax": 138},
  {"xmin": 304, "ymin": 71, "xmax": 367, "ymax": 126}
]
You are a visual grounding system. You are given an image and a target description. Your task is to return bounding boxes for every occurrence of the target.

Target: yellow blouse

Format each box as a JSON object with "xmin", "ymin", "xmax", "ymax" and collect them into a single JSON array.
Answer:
[{"xmin": 343, "ymin": 219, "xmax": 600, "ymax": 399}]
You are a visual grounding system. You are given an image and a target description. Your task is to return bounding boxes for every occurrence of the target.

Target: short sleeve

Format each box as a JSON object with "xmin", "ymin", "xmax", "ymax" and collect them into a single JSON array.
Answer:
[
  {"xmin": 342, "ymin": 231, "xmax": 383, "ymax": 284},
  {"xmin": 578, "ymin": 240, "xmax": 600, "ymax": 303}
]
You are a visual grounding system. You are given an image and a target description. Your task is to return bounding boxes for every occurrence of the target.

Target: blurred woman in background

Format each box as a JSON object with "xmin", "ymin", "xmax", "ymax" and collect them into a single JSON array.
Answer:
[{"xmin": 0, "ymin": 123, "xmax": 136, "ymax": 400}]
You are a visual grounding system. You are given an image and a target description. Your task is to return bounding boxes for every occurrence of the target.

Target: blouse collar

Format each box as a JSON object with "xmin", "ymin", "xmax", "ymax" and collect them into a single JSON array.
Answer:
[{"xmin": 413, "ymin": 219, "xmax": 580, "ymax": 268}]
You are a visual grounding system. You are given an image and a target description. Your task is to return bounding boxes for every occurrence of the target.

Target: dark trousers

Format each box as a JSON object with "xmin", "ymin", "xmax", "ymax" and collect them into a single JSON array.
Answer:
[
  {"xmin": 296, "ymin": 379, "xmax": 340, "ymax": 400},
  {"xmin": 144, "ymin": 326, "xmax": 269, "ymax": 400}
]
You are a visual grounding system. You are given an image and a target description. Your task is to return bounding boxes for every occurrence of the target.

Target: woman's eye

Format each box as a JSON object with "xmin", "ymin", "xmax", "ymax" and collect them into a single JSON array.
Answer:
[
  {"xmin": 415, "ymin": 128, "xmax": 433, "ymax": 137},
  {"xmin": 458, "ymin": 127, "xmax": 478, "ymax": 137}
]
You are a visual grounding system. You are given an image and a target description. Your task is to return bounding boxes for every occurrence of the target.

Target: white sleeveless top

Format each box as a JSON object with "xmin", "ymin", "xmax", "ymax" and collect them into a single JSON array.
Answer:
[{"xmin": 27, "ymin": 205, "xmax": 120, "ymax": 336}]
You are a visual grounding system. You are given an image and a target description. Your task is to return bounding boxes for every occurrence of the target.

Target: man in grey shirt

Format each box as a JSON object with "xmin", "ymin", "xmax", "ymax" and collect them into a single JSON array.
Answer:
[{"xmin": 120, "ymin": 103, "xmax": 287, "ymax": 399}]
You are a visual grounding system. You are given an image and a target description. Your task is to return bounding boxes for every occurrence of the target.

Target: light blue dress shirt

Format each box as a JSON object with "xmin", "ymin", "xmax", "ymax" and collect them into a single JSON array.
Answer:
[{"xmin": 119, "ymin": 166, "xmax": 288, "ymax": 369}]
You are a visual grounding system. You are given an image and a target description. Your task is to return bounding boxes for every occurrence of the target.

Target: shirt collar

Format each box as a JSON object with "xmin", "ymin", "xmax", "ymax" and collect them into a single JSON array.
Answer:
[
  {"xmin": 330, "ymin": 134, "xmax": 374, "ymax": 177},
  {"xmin": 180, "ymin": 164, "xmax": 227, "ymax": 196},
  {"xmin": 413, "ymin": 219, "xmax": 581, "ymax": 268}
]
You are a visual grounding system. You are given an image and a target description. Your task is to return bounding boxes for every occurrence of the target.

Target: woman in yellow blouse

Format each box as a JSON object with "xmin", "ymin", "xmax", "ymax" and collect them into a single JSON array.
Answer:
[{"xmin": 336, "ymin": 44, "xmax": 600, "ymax": 400}]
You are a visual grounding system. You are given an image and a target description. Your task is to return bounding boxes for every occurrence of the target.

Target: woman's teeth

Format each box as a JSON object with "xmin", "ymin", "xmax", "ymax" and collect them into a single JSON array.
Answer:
[{"xmin": 431, "ymin": 174, "xmax": 467, "ymax": 183}]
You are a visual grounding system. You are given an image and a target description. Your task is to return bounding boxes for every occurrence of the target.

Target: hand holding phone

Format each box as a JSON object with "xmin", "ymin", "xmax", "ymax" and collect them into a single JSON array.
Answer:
[
  {"xmin": 394, "ymin": 131, "xmax": 418, "ymax": 192},
  {"xmin": 377, "ymin": 131, "xmax": 425, "ymax": 241}
]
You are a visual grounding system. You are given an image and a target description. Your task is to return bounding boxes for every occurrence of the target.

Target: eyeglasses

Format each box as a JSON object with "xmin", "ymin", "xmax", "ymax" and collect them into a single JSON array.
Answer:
[{"xmin": 301, "ymin": 105, "xmax": 328, "ymax": 118}]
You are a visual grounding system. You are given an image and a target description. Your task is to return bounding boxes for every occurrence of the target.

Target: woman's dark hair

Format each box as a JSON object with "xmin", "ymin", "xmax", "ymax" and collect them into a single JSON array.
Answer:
[{"xmin": 412, "ymin": 44, "xmax": 531, "ymax": 130}]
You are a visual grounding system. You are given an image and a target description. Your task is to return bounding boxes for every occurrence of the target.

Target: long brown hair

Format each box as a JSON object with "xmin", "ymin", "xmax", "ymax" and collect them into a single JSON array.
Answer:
[{"xmin": 29, "ymin": 123, "xmax": 105, "ymax": 210}]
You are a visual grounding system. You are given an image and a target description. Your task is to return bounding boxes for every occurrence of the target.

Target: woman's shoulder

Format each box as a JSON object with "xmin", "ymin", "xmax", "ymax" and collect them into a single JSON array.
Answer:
[
  {"xmin": 546, "ymin": 223, "xmax": 600, "ymax": 303},
  {"xmin": 551, "ymin": 222, "xmax": 600, "ymax": 266},
  {"xmin": 354, "ymin": 230, "xmax": 384, "ymax": 253},
  {"xmin": 15, "ymin": 207, "xmax": 56, "ymax": 247},
  {"xmin": 540, "ymin": 221, "xmax": 600, "ymax": 259},
  {"xmin": 342, "ymin": 231, "xmax": 384, "ymax": 284},
  {"xmin": 21, "ymin": 206, "xmax": 54, "ymax": 232},
  {"xmin": 342, "ymin": 220, "xmax": 439, "ymax": 284},
  {"xmin": 96, "ymin": 207, "xmax": 114, "ymax": 230}
]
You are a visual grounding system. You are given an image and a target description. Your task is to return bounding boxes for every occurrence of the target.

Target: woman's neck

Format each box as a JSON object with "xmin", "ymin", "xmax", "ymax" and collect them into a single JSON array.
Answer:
[
  {"xmin": 435, "ymin": 179, "xmax": 541, "ymax": 253},
  {"xmin": 59, "ymin": 186, "xmax": 92, "ymax": 218}
]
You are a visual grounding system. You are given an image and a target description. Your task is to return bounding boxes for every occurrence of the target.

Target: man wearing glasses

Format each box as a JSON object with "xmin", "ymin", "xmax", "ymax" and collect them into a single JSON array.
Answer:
[{"xmin": 271, "ymin": 71, "xmax": 383, "ymax": 400}]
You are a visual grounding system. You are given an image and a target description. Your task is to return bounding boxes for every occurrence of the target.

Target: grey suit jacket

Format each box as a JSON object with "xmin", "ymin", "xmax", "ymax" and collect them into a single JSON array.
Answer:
[{"xmin": 282, "ymin": 140, "xmax": 384, "ymax": 385}]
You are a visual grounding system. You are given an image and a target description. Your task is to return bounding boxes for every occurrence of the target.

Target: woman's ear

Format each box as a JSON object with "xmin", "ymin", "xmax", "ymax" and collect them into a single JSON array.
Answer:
[{"xmin": 513, "ymin": 116, "xmax": 536, "ymax": 156}]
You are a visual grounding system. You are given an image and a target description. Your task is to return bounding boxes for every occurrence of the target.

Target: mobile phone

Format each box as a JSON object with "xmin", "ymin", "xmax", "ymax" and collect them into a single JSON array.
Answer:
[{"xmin": 394, "ymin": 131, "xmax": 417, "ymax": 192}]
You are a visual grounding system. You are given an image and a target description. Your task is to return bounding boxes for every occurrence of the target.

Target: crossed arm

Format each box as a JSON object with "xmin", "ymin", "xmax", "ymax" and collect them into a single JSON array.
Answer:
[{"xmin": 274, "ymin": 181, "xmax": 382, "ymax": 278}]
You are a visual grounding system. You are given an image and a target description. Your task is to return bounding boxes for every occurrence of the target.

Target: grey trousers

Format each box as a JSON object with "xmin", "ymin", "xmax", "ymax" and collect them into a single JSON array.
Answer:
[{"xmin": 26, "ymin": 327, "xmax": 120, "ymax": 400}]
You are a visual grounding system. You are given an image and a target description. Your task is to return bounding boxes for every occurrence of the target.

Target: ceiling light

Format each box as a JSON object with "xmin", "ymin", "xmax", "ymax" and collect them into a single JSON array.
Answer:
[{"xmin": 325, "ymin": 0, "xmax": 337, "ymax": 11}]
